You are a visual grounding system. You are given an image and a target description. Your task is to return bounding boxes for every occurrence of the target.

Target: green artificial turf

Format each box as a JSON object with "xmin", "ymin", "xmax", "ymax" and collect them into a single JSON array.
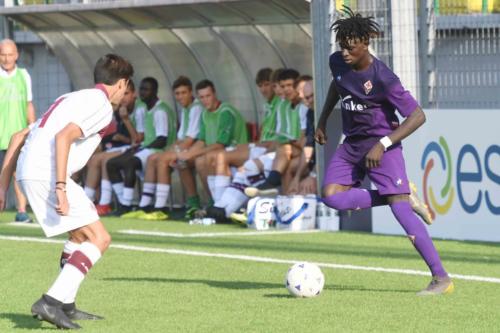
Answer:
[{"xmin": 0, "ymin": 211, "xmax": 499, "ymax": 332}]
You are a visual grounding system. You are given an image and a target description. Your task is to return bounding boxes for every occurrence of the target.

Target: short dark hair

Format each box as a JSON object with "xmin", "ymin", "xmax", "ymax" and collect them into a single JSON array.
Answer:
[
  {"xmin": 141, "ymin": 77, "xmax": 159, "ymax": 94},
  {"xmin": 331, "ymin": 6, "xmax": 380, "ymax": 49},
  {"xmin": 297, "ymin": 74, "xmax": 313, "ymax": 83},
  {"xmin": 195, "ymin": 79, "xmax": 215, "ymax": 92},
  {"xmin": 278, "ymin": 68, "xmax": 300, "ymax": 83},
  {"xmin": 94, "ymin": 54, "xmax": 134, "ymax": 85},
  {"xmin": 127, "ymin": 79, "xmax": 135, "ymax": 91},
  {"xmin": 295, "ymin": 74, "xmax": 313, "ymax": 88},
  {"xmin": 173, "ymin": 76, "xmax": 192, "ymax": 91},
  {"xmin": 255, "ymin": 68, "xmax": 273, "ymax": 84},
  {"xmin": 270, "ymin": 68, "xmax": 285, "ymax": 83}
]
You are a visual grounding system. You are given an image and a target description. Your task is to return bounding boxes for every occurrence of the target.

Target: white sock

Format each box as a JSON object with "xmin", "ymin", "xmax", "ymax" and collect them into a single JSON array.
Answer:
[
  {"xmin": 111, "ymin": 182, "xmax": 124, "ymax": 204},
  {"xmin": 122, "ymin": 187, "xmax": 135, "ymax": 206},
  {"xmin": 47, "ymin": 242, "xmax": 102, "ymax": 304},
  {"xmin": 243, "ymin": 160, "xmax": 264, "ymax": 185},
  {"xmin": 220, "ymin": 186, "xmax": 248, "ymax": 217},
  {"xmin": 214, "ymin": 175, "xmax": 230, "ymax": 202},
  {"xmin": 84, "ymin": 186, "xmax": 96, "ymax": 201},
  {"xmin": 139, "ymin": 182, "xmax": 156, "ymax": 208},
  {"xmin": 154, "ymin": 184, "xmax": 170, "ymax": 209},
  {"xmin": 99, "ymin": 180, "xmax": 112, "ymax": 205},
  {"xmin": 215, "ymin": 170, "xmax": 247, "ymax": 207},
  {"xmin": 207, "ymin": 175, "xmax": 216, "ymax": 199}
]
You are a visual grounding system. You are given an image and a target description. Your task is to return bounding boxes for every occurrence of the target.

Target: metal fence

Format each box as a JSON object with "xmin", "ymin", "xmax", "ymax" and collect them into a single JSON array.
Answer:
[{"xmin": 335, "ymin": 0, "xmax": 500, "ymax": 109}]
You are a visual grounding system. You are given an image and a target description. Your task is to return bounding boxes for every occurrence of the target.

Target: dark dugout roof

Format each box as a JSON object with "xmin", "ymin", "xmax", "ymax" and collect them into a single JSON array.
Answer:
[
  {"xmin": 0, "ymin": 0, "xmax": 312, "ymax": 124},
  {"xmin": 0, "ymin": 0, "xmax": 310, "ymax": 28}
]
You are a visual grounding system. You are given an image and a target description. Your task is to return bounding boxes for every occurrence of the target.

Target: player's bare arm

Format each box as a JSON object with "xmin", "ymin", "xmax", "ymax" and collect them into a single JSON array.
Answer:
[
  {"xmin": 0, "ymin": 127, "xmax": 30, "ymax": 210},
  {"xmin": 315, "ymin": 80, "xmax": 340, "ymax": 145},
  {"xmin": 55, "ymin": 122, "xmax": 84, "ymax": 216},
  {"xmin": 27, "ymin": 101, "xmax": 36, "ymax": 124},
  {"xmin": 365, "ymin": 107, "xmax": 425, "ymax": 169},
  {"xmin": 176, "ymin": 136, "xmax": 195, "ymax": 151},
  {"xmin": 288, "ymin": 144, "xmax": 315, "ymax": 195},
  {"xmin": 119, "ymin": 106, "xmax": 143, "ymax": 144}
]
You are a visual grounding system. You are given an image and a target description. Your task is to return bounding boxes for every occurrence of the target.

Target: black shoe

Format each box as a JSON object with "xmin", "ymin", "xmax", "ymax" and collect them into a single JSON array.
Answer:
[
  {"xmin": 206, "ymin": 206, "xmax": 233, "ymax": 224},
  {"xmin": 31, "ymin": 295, "xmax": 81, "ymax": 329},
  {"xmin": 206, "ymin": 206, "xmax": 226, "ymax": 221},
  {"xmin": 111, "ymin": 204, "xmax": 133, "ymax": 217},
  {"xmin": 63, "ymin": 303, "xmax": 104, "ymax": 320}
]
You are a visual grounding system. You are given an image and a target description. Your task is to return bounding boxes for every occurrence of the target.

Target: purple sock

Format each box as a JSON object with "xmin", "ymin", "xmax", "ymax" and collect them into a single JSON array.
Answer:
[
  {"xmin": 322, "ymin": 188, "xmax": 387, "ymax": 210},
  {"xmin": 390, "ymin": 201, "xmax": 447, "ymax": 277}
]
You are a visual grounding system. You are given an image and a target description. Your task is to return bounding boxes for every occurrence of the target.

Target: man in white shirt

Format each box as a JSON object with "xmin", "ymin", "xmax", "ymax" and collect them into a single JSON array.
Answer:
[{"xmin": 0, "ymin": 54, "xmax": 133, "ymax": 330}]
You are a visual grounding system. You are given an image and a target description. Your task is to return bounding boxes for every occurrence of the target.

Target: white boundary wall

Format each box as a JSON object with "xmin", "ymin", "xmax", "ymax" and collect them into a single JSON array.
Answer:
[{"xmin": 373, "ymin": 109, "xmax": 500, "ymax": 242}]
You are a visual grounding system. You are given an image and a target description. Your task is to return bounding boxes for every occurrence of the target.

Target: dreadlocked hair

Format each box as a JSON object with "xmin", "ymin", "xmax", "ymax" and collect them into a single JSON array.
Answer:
[{"xmin": 331, "ymin": 6, "xmax": 380, "ymax": 48}]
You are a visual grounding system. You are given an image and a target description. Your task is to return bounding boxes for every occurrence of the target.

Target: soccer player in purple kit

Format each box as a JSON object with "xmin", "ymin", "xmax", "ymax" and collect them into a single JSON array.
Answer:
[{"xmin": 316, "ymin": 8, "xmax": 454, "ymax": 295}]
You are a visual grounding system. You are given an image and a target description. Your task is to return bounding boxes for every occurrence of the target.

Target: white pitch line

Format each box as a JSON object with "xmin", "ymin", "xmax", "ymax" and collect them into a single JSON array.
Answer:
[
  {"xmin": 118, "ymin": 229, "xmax": 321, "ymax": 238},
  {"xmin": 7, "ymin": 222, "xmax": 41, "ymax": 228},
  {"xmin": 1, "ymin": 234, "xmax": 500, "ymax": 284}
]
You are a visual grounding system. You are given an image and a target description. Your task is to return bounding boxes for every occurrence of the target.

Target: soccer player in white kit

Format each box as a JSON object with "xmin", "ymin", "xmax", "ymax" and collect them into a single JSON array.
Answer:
[{"xmin": 0, "ymin": 54, "xmax": 133, "ymax": 329}]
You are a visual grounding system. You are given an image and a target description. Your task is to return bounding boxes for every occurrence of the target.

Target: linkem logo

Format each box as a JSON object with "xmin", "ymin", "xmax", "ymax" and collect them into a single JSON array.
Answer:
[
  {"xmin": 340, "ymin": 95, "xmax": 368, "ymax": 112},
  {"xmin": 421, "ymin": 137, "xmax": 499, "ymax": 218}
]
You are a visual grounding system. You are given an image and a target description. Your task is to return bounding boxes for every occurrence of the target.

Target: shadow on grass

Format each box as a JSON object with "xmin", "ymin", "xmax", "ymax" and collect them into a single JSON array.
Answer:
[
  {"xmin": 0, "ymin": 313, "xmax": 51, "ymax": 330},
  {"xmin": 263, "ymin": 284, "xmax": 414, "ymax": 298},
  {"xmin": 104, "ymin": 276, "xmax": 282, "ymax": 290},
  {"xmin": 325, "ymin": 284, "xmax": 415, "ymax": 293}
]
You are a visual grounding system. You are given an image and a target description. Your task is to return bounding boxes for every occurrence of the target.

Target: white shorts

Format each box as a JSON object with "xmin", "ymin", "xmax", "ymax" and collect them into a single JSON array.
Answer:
[
  {"xmin": 105, "ymin": 144, "xmax": 131, "ymax": 153},
  {"xmin": 248, "ymin": 143, "xmax": 267, "ymax": 160},
  {"xmin": 257, "ymin": 152, "xmax": 276, "ymax": 174},
  {"xmin": 134, "ymin": 148, "xmax": 155, "ymax": 171},
  {"xmin": 19, "ymin": 179, "xmax": 99, "ymax": 238}
]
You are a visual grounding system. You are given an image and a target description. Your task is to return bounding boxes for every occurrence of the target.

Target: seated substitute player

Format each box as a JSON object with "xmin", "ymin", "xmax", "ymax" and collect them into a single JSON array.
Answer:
[
  {"xmin": 93, "ymin": 85, "xmax": 146, "ymax": 215},
  {"xmin": 82, "ymin": 80, "xmax": 142, "ymax": 214},
  {"xmin": 295, "ymin": 74, "xmax": 313, "ymax": 101},
  {"xmin": 283, "ymin": 79, "xmax": 317, "ymax": 195},
  {"xmin": 203, "ymin": 68, "xmax": 281, "ymax": 206},
  {"xmin": 316, "ymin": 8, "xmax": 452, "ymax": 295},
  {"xmin": 0, "ymin": 54, "xmax": 133, "ymax": 329},
  {"xmin": 244, "ymin": 68, "xmax": 309, "ymax": 198},
  {"xmin": 122, "ymin": 76, "xmax": 203, "ymax": 220},
  {"xmin": 209, "ymin": 69, "xmax": 307, "ymax": 221},
  {"xmin": 270, "ymin": 68, "xmax": 285, "ymax": 100},
  {"xmin": 175, "ymin": 79, "xmax": 248, "ymax": 218},
  {"xmin": 106, "ymin": 77, "xmax": 177, "ymax": 216}
]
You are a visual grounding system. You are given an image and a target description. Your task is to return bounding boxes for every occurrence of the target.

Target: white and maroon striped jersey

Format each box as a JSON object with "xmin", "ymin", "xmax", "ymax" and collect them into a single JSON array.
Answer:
[{"xmin": 17, "ymin": 85, "xmax": 113, "ymax": 181}]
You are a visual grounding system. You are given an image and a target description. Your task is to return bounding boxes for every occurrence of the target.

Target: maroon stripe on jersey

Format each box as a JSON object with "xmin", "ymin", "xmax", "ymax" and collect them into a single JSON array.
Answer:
[
  {"xmin": 229, "ymin": 182, "xmax": 246, "ymax": 193},
  {"xmin": 98, "ymin": 119, "xmax": 117, "ymax": 138},
  {"xmin": 95, "ymin": 84, "xmax": 109, "ymax": 99},
  {"xmin": 67, "ymin": 251, "xmax": 93, "ymax": 275},
  {"xmin": 39, "ymin": 96, "xmax": 66, "ymax": 128},
  {"xmin": 247, "ymin": 172, "xmax": 266, "ymax": 185}
]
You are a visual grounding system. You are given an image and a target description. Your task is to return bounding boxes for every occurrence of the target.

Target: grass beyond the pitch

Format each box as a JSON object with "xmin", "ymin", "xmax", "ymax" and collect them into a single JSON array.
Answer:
[{"xmin": 0, "ymin": 211, "xmax": 499, "ymax": 332}]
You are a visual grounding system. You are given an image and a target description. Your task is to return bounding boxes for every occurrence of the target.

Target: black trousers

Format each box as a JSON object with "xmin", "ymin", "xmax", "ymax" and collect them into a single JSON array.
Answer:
[{"xmin": 106, "ymin": 148, "xmax": 143, "ymax": 188}]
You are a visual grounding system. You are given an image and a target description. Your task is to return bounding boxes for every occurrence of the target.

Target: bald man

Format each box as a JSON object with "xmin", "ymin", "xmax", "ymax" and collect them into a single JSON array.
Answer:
[{"xmin": 0, "ymin": 39, "xmax": 36, "ymax": 222}]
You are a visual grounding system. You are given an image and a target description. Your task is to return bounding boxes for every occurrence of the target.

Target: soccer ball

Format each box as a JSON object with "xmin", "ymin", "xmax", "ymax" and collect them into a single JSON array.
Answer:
[{"xmin": 285, "ymin": 262, "xmax": 325, "ymax": 297}]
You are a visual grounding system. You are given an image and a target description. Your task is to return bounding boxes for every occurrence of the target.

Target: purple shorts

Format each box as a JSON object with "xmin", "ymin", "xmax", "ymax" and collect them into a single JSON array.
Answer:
[{"xmin": 323, "ymin": 142, "xmax": 410, "ymax": 195}]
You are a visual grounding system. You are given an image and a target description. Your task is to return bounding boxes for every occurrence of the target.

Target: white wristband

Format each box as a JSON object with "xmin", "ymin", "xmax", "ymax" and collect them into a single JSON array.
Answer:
[{"xmin": 380, "ymin": 136, "xmax": 392, "ymax": 151}]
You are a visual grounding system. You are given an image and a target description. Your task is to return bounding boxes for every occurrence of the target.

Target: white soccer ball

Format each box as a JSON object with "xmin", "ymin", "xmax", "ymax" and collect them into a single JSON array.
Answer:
[{"xmin": 285, "ymin": 262, "xmax": 325, "ymax": 297}]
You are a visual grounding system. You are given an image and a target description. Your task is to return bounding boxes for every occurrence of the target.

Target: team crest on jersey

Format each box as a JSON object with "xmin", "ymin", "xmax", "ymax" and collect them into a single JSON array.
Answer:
[
  {"xmin": 363, "ymin": 80, "xmax": 373, "ymax": 94},
  {"xmin": 336, "ymin": 75, "xmax": 341, "ymax": 81}
]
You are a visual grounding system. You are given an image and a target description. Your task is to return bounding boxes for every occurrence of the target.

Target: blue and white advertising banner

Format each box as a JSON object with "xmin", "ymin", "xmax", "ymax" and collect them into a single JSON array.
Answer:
[{"xmin": 372, "ymin": 109, "xmax": 500, "ymax": 242}]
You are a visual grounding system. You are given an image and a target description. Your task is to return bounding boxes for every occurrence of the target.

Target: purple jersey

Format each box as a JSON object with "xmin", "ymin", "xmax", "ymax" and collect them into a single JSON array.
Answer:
[{"xmin": 330, "ymin": 51, "xmax": 419, "ymax": 139}]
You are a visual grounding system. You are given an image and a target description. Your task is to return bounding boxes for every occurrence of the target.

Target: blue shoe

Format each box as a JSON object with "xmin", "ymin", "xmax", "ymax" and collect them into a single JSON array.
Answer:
[{"xmin": 15, "ymin": 212, "xmax": 33, "ymax": 223}]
